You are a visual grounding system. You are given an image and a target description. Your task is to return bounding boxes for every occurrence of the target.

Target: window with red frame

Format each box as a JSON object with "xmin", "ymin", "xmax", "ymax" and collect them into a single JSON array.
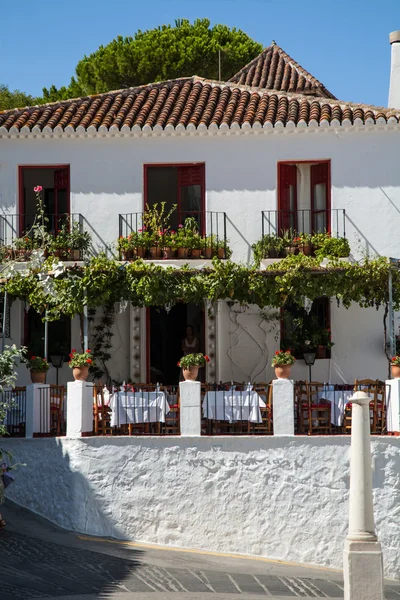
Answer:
[
  {"xmin": 145, "ymin": 165, "xmax": 205, "ymax": 232},
  {"xmin": 25, "ymin": 308, "xmax": 71, "ymax": 361},
  {"xmin": 281, "ymin": 297, "xmax": 331, "ymax": 359},
  {"xmin": 278, "ymin": 162, "xmax": 330, "ymax": 235}
]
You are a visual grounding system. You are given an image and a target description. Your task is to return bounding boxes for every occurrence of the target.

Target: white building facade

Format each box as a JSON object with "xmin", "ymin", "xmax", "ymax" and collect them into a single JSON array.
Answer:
[{"xmin": 1, "ymin": 38, "xmax": 400, "ymax": 386}]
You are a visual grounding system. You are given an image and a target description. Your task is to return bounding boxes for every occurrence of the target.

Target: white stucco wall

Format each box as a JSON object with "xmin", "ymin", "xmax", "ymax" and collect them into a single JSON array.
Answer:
[
  {"xmin": 1, "ymin": 128, "xmax": 400, "ymax": 384},
  {"xmin": 217, "ymin": 300, "xmax": 390, "ymax": 383},
  {"xmin": 1, "ymin": 129, "xmax": 400, "ymax": 262},
  {"xmin": 2, "ymin": 436, "xmax": 399, "ymax": 578}
]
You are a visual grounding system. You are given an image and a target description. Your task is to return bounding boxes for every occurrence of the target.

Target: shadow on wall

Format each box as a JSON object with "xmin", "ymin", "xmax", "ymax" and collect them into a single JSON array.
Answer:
[{"xmin": 1, "ymin": 437, "xmax": 128, "ymax": 539}]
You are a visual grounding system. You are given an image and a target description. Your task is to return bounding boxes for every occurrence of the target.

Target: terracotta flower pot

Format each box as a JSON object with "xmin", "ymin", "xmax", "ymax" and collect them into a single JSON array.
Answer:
[
  {"xmin": 177, "ymin": 247, "xmax": 189, "ymax": 259},
  {"xmin": 391, "ymin": 364, "xmax": 400, "ymax": 379},
  {"xmin": 300, "ymin": 244, "xmax": 313, "ymax": 256},
  {"xmin": 191, "ymin": 248, "xmax": 201, "ymax": 258},
  {"xmin": 316, "ymin": 345, "xmax": 327, "ymax": 359},
  {"xmin": 136, "ymin": 247, "xmax": 146, "ymax": 258},
  {"xmin": 149, "ymin": 246, "xmax": 162, "ymax": 259},
  {"xmin": 70, "ymin": 249, "xmax": 81, "ymax": 261},
  {"xmin": 122, "ymin": 250, "xmax": 133, "ymax": 260},
  {"xmin": 73, "ymin": 366, "xmax": 89, "ymax": 381},
  {"xmin": 162, "ymin": 247, "xmax": 172, "ymax": 259},
  {"xmin": 284, "ymin": 246, "xmax": 298, "ymax": 256},
  {"xmin": 204, "ymin": 247, "xmax": 213, "ymax": 259},
  {"xmin": 30, "ymin": 371, "xmax": 46, "ymax": 384},
  {"xmin": 182, "ymin": 366, "xmax": 199, "ymax": 381},
  {"xmin": 274, "ymin": 365, "xmax": 291, "ymax": 379},
  {"xmin": 217, "ymin": 248, "xmax": 226, "ymax": 259}
]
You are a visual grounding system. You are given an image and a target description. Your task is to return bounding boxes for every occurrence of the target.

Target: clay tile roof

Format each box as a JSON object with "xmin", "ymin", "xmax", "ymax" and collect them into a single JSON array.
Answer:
[
  {"xmin": 0, "ymin": 76, "xmax": 399, "ymax": 134},
  {"xmin": 228, "ymin": 42, "xmax": 337, "ymax": 100}
]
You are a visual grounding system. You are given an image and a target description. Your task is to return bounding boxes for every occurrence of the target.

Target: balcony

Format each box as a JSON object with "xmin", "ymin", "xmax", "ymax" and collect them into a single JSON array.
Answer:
[
  {"xmin": 261, "ymin": 209, "xmax": 346, "ymax": 239},
  {"xmin": 118, "ymin": 211, "xmax": 229, "ymax": 260},
  {"xmin": 0, "ymin": 213, "xmax": 88, "ymax": 261},
  {"xmin": 258, "ymin": 209, "xmax": 348, "ymax": 262}
]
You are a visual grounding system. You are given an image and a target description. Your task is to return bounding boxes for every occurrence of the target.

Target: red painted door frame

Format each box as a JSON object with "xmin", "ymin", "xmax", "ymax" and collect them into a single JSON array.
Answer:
[{"xmin": 18, "ymin": 165, "xmax": 70, "ymax": 235}]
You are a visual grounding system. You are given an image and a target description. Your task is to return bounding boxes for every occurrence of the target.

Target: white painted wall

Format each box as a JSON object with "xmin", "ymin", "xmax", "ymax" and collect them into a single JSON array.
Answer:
[
  {"xmin": 2, "ymin": 436, "xmax": 399, "ymax": 578},
  {"xmin": 1, "ymin": 129, "xmax": 400, "ymax": 262},
  {"xmin": 1, "ymin": 128, "xmax": 399, "ymax": 384},
  {"xmin": 217, "ymin": 300, "xmax": 389, "ymax": 383}
]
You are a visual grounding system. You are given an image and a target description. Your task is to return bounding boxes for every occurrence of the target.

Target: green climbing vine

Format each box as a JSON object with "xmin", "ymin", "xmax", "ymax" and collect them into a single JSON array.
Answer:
[{"xmin": 88, "ymin": 303, "xmax": 115, "ymax": 385}]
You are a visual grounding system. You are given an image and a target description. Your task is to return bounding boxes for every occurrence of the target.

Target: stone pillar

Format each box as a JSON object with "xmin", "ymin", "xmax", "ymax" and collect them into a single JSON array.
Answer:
[
  {"xmin": 343, "ymin": 391, "xmax": 384, "ymax": 600},
  {"xmin": 66, "ymin": 381, "xmax": 94, "ymax": 438},
  {"xmin": 25, "ymin": 384, "xmax": 50, "ymax": 438},
  {"xmin": 179, "ymin": 380, "xmax": 201, "ymax": 436},
  {"xmin": 386, "ymin": 379, "xmax": 400, "ymax": 434},
  {"xmin": 272, "ymin": 379, "xmax": 295, "ymax": 436}
]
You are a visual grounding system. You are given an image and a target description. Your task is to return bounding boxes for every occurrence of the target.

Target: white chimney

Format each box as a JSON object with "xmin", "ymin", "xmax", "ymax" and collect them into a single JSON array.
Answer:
[{"xmin": 389, "ymin": 31, "xmax": 400, "ymax": 108}]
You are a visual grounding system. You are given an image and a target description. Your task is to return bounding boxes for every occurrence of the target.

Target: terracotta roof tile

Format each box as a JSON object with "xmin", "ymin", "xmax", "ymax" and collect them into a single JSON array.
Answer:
[
  {"xmin": 229, "ymin": 43, "xmax": 337, "ymax": 99},
  {"xmin": 0, "ymin": 77, "xmax": 399, "ymax": 134}
]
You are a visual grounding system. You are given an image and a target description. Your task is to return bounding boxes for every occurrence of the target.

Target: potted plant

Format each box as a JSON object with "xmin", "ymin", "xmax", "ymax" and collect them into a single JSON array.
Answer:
[
  {"xmin": 68, "ymin": 349, "xmax": 94, "ymax": 381},
  {"xmin": 69, "ymin": 221, "xmax": 91, "ymax": 260},
  {"xmin": 178, "ymin": 352, "xmax": 210, "ymax": 381},
  {"xmin": 135, "ymin": 228, "xmax": 151, "ymax": 258},
  {"xmin": 298, "ymin": 233, "xmax": 313, "ymax": 256},
  {"xmin": 391, "ymin": 356, "xmax": 400, "ymax": 378},
  {"xmin": 271, "ymin": 350, "xmax": 296, "ymax": 379},
  {"xmin": 149, "ymin": 231, "xmax": 163, "ymax": 259},
  {"xmin": 175, "ymin": 226, "xmax": 190, "ymax": 259},
  {"xmin": 314, "ymin": 235, "xmax": 350, "ymax": 259},
  {"xmin": 190, "ymin": 233, "xmax": 202, "ymax": 258},
  {"xmin": 118, "ymin": 235, "xmax": 133, "ymax": 260},
  {"xmin": 282, "ymin": 229, "xmax": 299, "ymax": 256},
  {"xmin": 316, "ymin": 328, "xmax": 334, "ymax": 358},
  {"xmin": 13, "ymin": 236, "xmax": 33, "ymax": 260},
  {"xmin": 25, "ymin": 356, "xmax": 49, "ymax": 383},
  {"xmin": 203, "ymin": 234, "xmax": 217, "ymax": 259}
]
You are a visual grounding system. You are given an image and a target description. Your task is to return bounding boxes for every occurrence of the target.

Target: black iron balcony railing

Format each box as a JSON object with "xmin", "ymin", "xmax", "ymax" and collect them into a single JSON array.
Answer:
[
  {"xmin": 0, "ymin": 212, "xmax": 84, "ymax": 246},
  {"xmin": 118, "ymin": 211, "xmax": 228, "ymax": 259},
  {"xmin": 261, "ymin": 209, "xmax": 346, "ymax": 239}
]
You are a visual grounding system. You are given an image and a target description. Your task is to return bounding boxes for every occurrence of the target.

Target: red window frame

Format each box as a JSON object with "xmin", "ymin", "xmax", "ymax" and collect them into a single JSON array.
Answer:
[
  {"xmin": 277, "ymin": 160, "xmax": 331, "ymax": 235},
  {"xmin": 18, "ymin": 165, "xmax": 70, "ymax": 236},
  {"xmin": 143, "ymin": 163, "xmax": 206, "ymax": 234}
]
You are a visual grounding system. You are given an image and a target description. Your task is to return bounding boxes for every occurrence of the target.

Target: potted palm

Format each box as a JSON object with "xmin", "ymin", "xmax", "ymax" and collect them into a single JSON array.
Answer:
[
  {"xmin": 271, "ymin": 350, "xmax": 296, "ymax": 379},
  {"xmin": 25, "ymin": 356, "xmax": 49, "ymax": 383},
  {"xmin": 68, "ymin": 349, "xmax": 94, "ymax": 381},
  {"xmin": 178, "ymin": 353, "xmax": 210, "ymax": 381}
]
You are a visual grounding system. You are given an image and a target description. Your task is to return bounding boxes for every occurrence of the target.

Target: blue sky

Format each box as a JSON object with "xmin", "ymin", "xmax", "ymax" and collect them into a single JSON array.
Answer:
[{"xmin": 2, "ymin": 0, "xmax": 399, "ymax": 107}]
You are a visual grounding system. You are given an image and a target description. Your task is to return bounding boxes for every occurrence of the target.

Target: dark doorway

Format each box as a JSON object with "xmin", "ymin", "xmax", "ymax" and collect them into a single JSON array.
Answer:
[{"xmin": 149, "ymin": 304, "xmax": 204, "ymax": 385}]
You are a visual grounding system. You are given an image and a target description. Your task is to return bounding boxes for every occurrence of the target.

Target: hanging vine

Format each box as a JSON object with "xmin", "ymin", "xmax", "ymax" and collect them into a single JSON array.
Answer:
[{"xmin": 87, "ymin": 303, "xmax": 115, "ymax": 386}]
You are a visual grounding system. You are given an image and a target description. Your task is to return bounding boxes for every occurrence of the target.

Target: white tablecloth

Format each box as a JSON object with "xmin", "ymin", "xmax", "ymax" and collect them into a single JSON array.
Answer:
[
  {"xmin": 317, "ymin": 388, "xmax": 353, "ymax": 426},
  {"xmin": 203, "ymin": 391, "xmax": 266, "ymax": 423},
  {"xmin": 110, "ymin": 392, "xmax": 170, "ymax": 426}
]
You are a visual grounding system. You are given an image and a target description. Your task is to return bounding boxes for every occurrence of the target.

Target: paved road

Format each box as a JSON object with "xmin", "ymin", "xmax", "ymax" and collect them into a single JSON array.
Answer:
[{"xmin": 1, "ymin": 502, "xmax": 400, "ymax": 600}]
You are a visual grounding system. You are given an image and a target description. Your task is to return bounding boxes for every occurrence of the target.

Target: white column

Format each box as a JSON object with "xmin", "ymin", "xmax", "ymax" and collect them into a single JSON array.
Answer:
[
  {"xmin": 25, "ymin": 384, "xmax": 50, "ymax": 438},
  {"xmin": 66, "ymin": 381, "xmax": 94, "ymax": 438},
  {"xmin": 179, "ymin": 380, "xmax": 201, "ymax": 436},
  {"xmin": 272, "ymin": 379, "xmax": 295, "ymax": 436},
  {"xmin": 343, "ymin": 391, "xmax": 384, "ymax": 600},
  {"xmin": 386, "ymin": 379, "xmax": 400, "ymax": 434}
]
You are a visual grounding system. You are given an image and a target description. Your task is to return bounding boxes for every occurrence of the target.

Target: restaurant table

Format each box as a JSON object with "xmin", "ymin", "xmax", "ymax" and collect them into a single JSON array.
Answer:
[
  {"xmin": 316, "ymin": 387, "xmax": 354, "ymax": 426},
  {"xmin": 110, "ymin": 391, "xmax": 170, "ymax": 426},
  {"xmin": 202, "ymin": 390, "xmax": 266, "ymax": 423}
]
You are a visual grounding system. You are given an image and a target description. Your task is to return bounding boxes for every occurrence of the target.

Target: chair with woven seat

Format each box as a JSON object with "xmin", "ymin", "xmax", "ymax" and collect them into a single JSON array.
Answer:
[
  {"xmin": 50, "ymin": 385, "xmax": 65, "ymax": 436},
  {"xmin": 294, "ymin": 381, "xmax": 308, "ymax": 434},
  {"xmin": 352, "ymin": 378, "xmax": 380, "ymax": 434},
  {"xmin": 249, "ymin": 383, "xmax": 273, "ymax": 435},
  {"xmin": 307, "ymin": 382, "xmax": 331, "ymax": 435}
]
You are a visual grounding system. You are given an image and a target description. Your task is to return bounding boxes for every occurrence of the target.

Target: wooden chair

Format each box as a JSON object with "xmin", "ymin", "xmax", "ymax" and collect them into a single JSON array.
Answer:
[
  {"xmin": 93, "ymin": 385, "xmax": 112, "ymax": 435},
  {"xmin": 249, "ymin": 383, "xmax": 273, "ymax": 434},
  {"xmin": 161, "ymin": 385, "xmax": 180, "ymax": 435},
  {"xmin": 50, "ymin": 385, "xmax": 65, "ymax": 436},
  {"xmin": 294, "ymin": 381, "xmax": 308, "ymax": 434},
  {"xmin": 307, "ymin": 382, "xmax": 331, "ymax": 435},
  {"xmin": 350, "ymin": 379, "xmax": 380, "ymax": 434}
]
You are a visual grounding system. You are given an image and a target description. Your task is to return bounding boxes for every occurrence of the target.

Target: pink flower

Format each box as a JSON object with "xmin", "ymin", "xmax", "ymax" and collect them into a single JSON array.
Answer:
[
  {"xmin": 178, "ymin": 224, "xmax": 183, "ymax": 229},
  {"xmin": 33, "ymin": 185, "xmax": 43, "ymax": 193}
]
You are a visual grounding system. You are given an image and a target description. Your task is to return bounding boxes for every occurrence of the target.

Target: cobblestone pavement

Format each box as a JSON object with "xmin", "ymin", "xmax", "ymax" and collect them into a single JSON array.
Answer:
[{"xmin": 1, "ymin": 503, "xmax": 400, "ymax": 600}]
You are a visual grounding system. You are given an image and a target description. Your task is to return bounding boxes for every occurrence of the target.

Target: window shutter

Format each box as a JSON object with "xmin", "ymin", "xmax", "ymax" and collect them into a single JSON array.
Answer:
[
  {"xmin": 278, "ymin": 164, "xmax": 297, "ymax": 233},
  {"xmin": 177, "ymin": 166, "xmax": 203, "ymax": 187},
  {"xmin": 311, "ymin": 163, "xmax": 330, "ymax": 233}
]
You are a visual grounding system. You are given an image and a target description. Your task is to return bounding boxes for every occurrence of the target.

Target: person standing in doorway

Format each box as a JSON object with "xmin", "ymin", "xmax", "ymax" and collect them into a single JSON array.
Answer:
[{"xmin": 181, "ymin": 325, "xmax": 199, "ymax": 356}]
